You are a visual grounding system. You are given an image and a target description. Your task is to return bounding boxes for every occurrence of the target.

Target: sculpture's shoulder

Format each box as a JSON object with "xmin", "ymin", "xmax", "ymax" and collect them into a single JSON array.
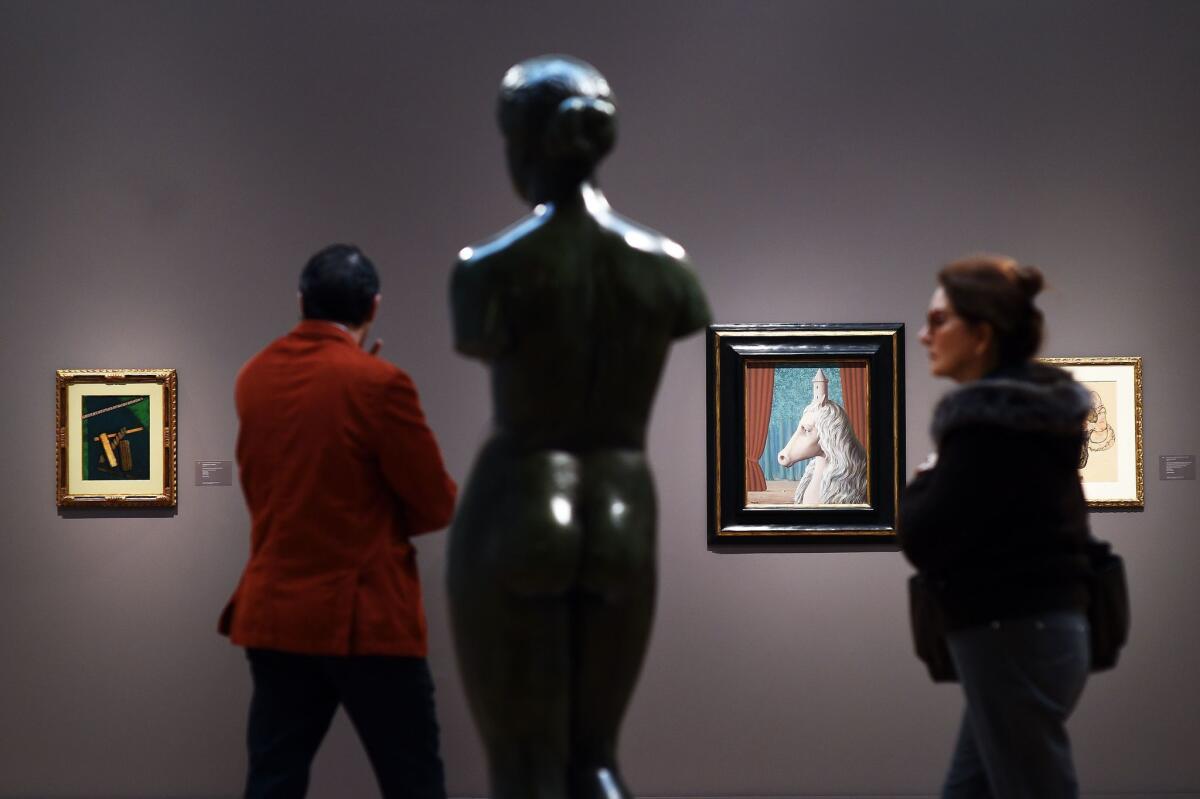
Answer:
[
  {"xmin": 450, "ymin": 210, "xmax": 553, "ymax": 360},
  {"xmin": 596, "ymin": 210, "xmax": 690, "ymax": 267},
  {"xmin": 595, "ymin": 210, "xmax": 712, "ymax": 338},
  {"xmin": 455, "ymin": 210, "xmax": 551, "ymax": 276}
]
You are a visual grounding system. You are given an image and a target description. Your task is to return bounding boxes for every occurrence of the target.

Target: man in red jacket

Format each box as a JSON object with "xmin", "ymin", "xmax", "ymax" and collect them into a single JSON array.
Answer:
[{"xmin": 219, "ymin": 244, "xmax": 457, "ymax": 799}]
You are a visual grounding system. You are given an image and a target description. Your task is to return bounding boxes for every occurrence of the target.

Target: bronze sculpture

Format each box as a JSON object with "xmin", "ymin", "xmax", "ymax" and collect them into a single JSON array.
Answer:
[{"xmin": 447, "ymin": 55, "xmax": 711, "ymax": 799}]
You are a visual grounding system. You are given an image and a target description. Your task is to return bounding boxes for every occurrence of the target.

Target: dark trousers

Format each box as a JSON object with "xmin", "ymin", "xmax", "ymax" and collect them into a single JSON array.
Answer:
[
  {"xmin": 244, "ymin": 648, "xmax": 446, "ymax": 799},
  {"xmin": 943, "ymin": 610, "xmax": 1090, "ymax": 799}
]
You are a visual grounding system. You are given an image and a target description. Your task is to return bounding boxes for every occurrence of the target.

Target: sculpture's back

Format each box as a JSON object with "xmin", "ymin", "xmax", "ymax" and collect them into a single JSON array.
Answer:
[
  {"xmin": 447, "ymin": 55, "xmax": 710, "ymax": 799},
  {"xmin": 454, "ymin": 189, "xmax": 707, "ymax": 450}
]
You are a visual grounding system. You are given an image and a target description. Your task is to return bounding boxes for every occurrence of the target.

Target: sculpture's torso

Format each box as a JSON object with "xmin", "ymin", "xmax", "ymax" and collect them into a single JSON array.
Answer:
[{"xmin": 452, "ymin": 190, "xmax": 708, "ymax": 454}]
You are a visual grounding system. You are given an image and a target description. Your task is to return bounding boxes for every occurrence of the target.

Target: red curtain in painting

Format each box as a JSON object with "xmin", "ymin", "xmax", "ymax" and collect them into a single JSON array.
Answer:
[
  {"xmin": 744, "ymin": 365, "xmax": 774, "ymax": 492},
  {"xmin": 839, "ymin": 364, "xmax": 870, "ymax": 450}
]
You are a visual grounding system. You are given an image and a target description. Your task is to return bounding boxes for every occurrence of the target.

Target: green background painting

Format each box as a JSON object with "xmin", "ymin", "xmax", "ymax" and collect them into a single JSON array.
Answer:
[{"xmin": 81, "ymin": 395, "xmax": 150, "ymax": 480}]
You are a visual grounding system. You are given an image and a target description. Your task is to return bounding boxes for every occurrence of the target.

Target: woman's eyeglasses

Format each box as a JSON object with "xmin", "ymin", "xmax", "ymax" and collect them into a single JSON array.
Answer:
[{"xmin": 924, "ymin": 309, "xmax": 958, "ymax": 332}]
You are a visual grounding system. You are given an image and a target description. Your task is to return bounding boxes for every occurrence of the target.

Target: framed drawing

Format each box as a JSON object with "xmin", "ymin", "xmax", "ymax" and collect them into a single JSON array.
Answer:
[
  {"xmin": 707, "ymin": 324, "xmax": 904, "ymax": 548},
  {"xmin": 56, "ymin": 369, "xmax": 178, "ymax": 508},
  {"xmin": 1040, "ymin": 356, "xmax": 1143, "ymax": 508}
]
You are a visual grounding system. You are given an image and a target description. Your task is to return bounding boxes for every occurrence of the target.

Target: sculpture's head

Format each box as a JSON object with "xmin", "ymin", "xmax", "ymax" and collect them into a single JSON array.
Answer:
[{"xmin": 497, "ymin": 55, "xmax": 617, "ymax": 205}]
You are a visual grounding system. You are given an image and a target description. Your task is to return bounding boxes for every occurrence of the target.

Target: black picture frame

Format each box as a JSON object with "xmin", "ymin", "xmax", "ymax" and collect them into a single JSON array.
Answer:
[{"xmin": 707, "ymin": 324, "xmax": 904, "ymax": 550}]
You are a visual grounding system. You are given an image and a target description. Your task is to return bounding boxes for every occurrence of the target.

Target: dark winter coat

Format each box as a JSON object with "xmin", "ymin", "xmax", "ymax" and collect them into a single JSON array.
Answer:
[{"xmin": 899, "ymin": 363, "xmax": 1093, "ymax": 629}]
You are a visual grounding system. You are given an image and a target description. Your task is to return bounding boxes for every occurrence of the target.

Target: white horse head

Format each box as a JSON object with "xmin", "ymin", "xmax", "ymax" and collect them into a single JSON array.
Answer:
[{"xmin": 777, "ymin": 397, "xmax": 867, "ymax": 505}]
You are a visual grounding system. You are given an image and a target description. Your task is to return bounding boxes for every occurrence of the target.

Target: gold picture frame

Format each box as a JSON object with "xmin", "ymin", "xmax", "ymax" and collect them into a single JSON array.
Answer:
[
  {"xmin": 56, "ymin": 369, "xmax": 178, "ymax": 508},
  {"xmin": 1040, "ymin": 356, "xmax": 1143, "ymax": 508}
]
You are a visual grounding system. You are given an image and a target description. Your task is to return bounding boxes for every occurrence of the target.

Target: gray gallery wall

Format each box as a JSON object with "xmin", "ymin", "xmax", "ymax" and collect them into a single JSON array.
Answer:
[{"xmin": 2, "ymin": 2, "xmax": 1198, "ymax": 797}]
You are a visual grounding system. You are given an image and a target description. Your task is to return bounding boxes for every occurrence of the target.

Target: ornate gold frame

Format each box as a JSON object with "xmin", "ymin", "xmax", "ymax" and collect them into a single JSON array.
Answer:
[
  {"xmin": 56, "ymin": 369, "xmax": 178, "ymax": 508},
  {"xmin": 1040, "ymin": 356, "xmax": 1143, "ymax": 509}
]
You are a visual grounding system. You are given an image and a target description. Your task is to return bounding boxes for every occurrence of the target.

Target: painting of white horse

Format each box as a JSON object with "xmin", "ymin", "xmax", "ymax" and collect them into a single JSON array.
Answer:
[
  {"xmin": 745, "ymin": 363, "xmax": 870, "ymax": 506},
  {"xmin": 777, "ymin": 370, "xmax": 867, "ymax": 504}
]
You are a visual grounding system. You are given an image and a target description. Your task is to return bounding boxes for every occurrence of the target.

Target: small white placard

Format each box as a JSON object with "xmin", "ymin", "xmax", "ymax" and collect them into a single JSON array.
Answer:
[
  {"xmin": 1159, "ymin": 455, "xmax": 1195, "ymax": 481},
  {"xmin": 195, "ymin": 461, "xmax": 234, "ymax": 486}
]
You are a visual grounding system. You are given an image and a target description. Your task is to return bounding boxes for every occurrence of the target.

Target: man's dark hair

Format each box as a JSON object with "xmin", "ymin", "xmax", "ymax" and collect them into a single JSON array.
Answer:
[{"xmin": 299, "ymin": 244, "xmax": 380, "ymax": 326}]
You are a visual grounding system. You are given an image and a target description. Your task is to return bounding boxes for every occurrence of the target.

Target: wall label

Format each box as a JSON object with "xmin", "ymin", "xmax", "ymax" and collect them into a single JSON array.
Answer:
[
  {"xmin": 1159, "ymin": 455, "xmax": 1195, "ymax": 481},
  {"xmin": 195, "ymin": 460, "xmax": 234, "ymax": 486}
]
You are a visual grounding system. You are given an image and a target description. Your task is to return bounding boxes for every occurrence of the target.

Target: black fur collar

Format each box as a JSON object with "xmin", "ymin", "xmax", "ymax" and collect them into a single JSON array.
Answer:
[{"xmin": 932, "ymin": 364, "xmax": 1091, "ymax": 443}]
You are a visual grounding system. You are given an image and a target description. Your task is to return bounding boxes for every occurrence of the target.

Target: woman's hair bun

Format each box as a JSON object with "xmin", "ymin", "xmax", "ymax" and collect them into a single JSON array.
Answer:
[
  {"xmin": 546, "ymin": 96, "xmax": 617, "ymax": 163},
  {"xmin": 1012, "ymin": 264, "xmax": 1044, "ymax": 299}
]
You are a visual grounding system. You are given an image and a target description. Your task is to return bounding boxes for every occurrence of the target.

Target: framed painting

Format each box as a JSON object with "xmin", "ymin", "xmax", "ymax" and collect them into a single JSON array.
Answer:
[
  {"xmin": 56, "ymin": 369, "xmax": 178, "ymax": 508},
  {"xmin": 1041, "ymin": 356, "xmax": 1143, "ymax": 508},
  {"xmin": 707, "ymin": 324, "xmax": 904, "ymax": 548}
]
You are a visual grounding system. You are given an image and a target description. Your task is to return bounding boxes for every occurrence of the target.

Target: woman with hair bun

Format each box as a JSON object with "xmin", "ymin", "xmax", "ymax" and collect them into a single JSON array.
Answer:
[
  {"xmin": 900, "ymin": 255, "xmax": 1094, "ymax": 798},
  {"xmin": 448, "ymin": 56, "xmax": 710, "ymax": 799}
]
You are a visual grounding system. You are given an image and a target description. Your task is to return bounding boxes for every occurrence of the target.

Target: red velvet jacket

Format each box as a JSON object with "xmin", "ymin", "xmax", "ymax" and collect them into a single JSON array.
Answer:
[{"xmin": 219, "ymin": 321, "xmax": 457, "ymax": 656}]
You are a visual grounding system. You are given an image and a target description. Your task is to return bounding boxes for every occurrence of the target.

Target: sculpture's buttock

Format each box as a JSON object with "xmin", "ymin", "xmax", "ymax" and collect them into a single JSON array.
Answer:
[{"xmin": 450, "ymin": 441, "xmax": 656, "ymax": 600}]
